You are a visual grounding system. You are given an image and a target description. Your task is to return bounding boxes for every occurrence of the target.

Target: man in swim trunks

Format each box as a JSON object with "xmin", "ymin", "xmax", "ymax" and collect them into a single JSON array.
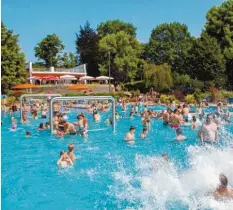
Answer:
[
  {"xmin": 163, "ymin": 108, "xmax": 172, "ymax": 125},
  {"xmin": 199, "ymin": 114, "xmax": 218, "ymax": 145},
  {"xmin": 170, "ymin": 109, "xmax": 181, "ymax": 128},
  {"xmin": 63, "ymin": 121, "xmax": 77, "ymax": 135},
  {"xmin": 125, "ymin": 126, "xmax": 136, "ymax": 141},
  {"xmin": 214, "ymin": 174, "xmax": 233, "ymax": 200},
  {"xmin": 183, "ymin": 104, "xmax": 190, "ymax": 120}
]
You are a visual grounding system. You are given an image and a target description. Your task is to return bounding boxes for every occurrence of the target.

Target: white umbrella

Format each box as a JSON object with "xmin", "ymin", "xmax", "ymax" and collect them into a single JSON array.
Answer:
[
  {"xmin": 60, "ymin": 77, "xmax": 77, "ymax": 81},
  {"xmin": 79, "ymin": 76, "xmax": 94, "ymax": 81},
  {"xmin": 96, "ymin": 76, "xmax": 114, "ymax": 80},
  {"xmin": 28, "ymin": 76, "xmax": 36, "ymax": 80},
  {"xmin": 60, "ymin": 75, "xmax": 75, "ymax": 79}
]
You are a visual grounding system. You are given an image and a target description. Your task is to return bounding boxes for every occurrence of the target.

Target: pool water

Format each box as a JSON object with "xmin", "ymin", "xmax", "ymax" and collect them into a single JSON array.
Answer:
[{"xmin": 1, "ymin": 105, "xmax": 233, "ymax": 210}]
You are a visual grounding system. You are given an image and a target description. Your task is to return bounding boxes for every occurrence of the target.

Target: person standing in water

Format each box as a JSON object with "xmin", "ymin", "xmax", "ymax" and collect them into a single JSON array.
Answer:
[
  {"xmin": 199, "ymin": 114, "xmax": 218, "ymax": 145},
  {"xmin": 214, "ymin": 174, "xmax": 233, "ymax": 200},
  {"xmin": 124, "ymin": 126, "xmax": 136, "ymax": 141},
  {"xmin": 175, "ymin": 128, "xmax": 187, "ymax": 141}
]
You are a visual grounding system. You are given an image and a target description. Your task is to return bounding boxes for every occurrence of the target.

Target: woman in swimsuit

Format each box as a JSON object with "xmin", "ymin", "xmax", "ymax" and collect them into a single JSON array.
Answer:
[{"xmin": 74, "ymin": 115, "xmax": 88, "ymax": 135}]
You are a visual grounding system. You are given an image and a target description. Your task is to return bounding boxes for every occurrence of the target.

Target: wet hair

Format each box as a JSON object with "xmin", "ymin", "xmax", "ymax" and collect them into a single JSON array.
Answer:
[
  {"xmin": 192, "ymin": 116, "xmax": 196, "ymax": 122},
  {"xmin": 26, "ymin": 131, "xmax": 30, "ymax": 136},
  {"xmin": 219, "ymin": 174, "xmax": 228, "ymax": 187},
  {"xmin": 143, "ymin": 128, "xmax": 147, "ymax": 132},
  {"xmin": 60, "ymin": 150, "xmax": 65, "ymax": 156},
  {"xmin": 130, "ymin": 126, "xmax": 136, "ymax": 131},
  {"xmin": 68, "ymin": 144, "xmax": 75, "ymax": 152},
  {"xmin": 173, "ymin": 109, "xmax": 178, "ymax": 114},
  {"xmin": 176, "ymin": 128, "xmax": 182, "ymax": 135},
  {"xmin": 45, "ymin": 122, "xmax": 50, "ymax": 127},
  {"xmin": 39, "ymin": 123, "xmax": 44, "ymax": 129}
]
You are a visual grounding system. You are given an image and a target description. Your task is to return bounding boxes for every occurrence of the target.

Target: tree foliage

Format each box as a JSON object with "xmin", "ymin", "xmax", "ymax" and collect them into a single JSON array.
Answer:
[
  {"xmin": 144, "ymin": 63, "xmax": 173, "ymax": 91},
  {"xmin": 76, "ymin": 21, "xmax": 100, "ymax": 76},
  {"xmin": 97, "ymin": 20, "xmax": 137, "ymax": 38},
  {"xmin": 58, "ymin": 52, "xmax": 77, "ymax": 68},
  {"xmin": 146, "ymin": 22, "xmax": 193, "ymax": 74},
  {"xmin": 187, "ymin": 33, "xmax": 226, "ymax": 86},
  {"xmin": 98, "ymin": 31, "xmax": 143, "ymax": 82},
  {"xmin": 205, "ymin": 0, "xmax": 233, "ymax": 85},
  {"xmin": 34, "ymin": 34, "xmax": 64, "ymax": 67},
  {"xmin": 1, "ymin": 22, "xmax": 27, "ymax": 93}
]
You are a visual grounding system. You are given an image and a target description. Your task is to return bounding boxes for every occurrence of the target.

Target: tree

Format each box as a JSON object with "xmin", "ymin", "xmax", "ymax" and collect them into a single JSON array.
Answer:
[
  {"xmin": 205, "ymin": 0, "xmax": 233, "ymax": 87},
  {"xmin": 1, "ymin": 22, "xmax": 27, "ymax": 93},
  {"xmin": 187, "ymin": 33, "xmax": 226, "ymax": 87},
  {"xmin": 146, "ymin": 22, "xmax": 193, "ymax": 74},
  {"xmin": 98, "ymin": 31, "xmax": 143, "ymax": 82},
  {"xmin": 76, "ymin": 21, "xmax": 100, "ymax": 76},
  {"xmin": 59, "ymin": 52, "xmax": 77, "ymax": 68},
  {"xmin": 144, "ymin": 63, "xmax": 173, "ymax": 91},
  {"xmin": 97, "ymin": 20, "xmax": 137, "ymax": 38},
  {"xmin": 34, "ymin": 34, "xmax": 64, "ymax": 67}
]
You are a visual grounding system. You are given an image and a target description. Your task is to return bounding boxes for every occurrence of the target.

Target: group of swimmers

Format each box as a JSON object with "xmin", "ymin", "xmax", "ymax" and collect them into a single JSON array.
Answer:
[
  {"xmin": 123, "ymin": 101, "xmax": 231, "ymax": 145},
  {"xmin": 3, "ymin": 96, "xmax": 233, "ymax": 200}
]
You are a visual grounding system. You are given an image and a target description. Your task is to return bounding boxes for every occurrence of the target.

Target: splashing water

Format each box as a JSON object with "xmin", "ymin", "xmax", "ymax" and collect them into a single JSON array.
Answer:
[{"xmin": 110, "ymin": 145, "xmax": 233, "ymax": 210}]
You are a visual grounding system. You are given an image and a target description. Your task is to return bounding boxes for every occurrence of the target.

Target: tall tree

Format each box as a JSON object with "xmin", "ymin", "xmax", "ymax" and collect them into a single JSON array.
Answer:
[
  {"xmin": 187, "ymin": 33, "xmax": 226, "ymax": 86},
  {"xmin": 146, "ymin": 22, "xmax": 193, "ymax": 74},
  {"xmin": 205, "ymin": 0, "xmax": 233, "ymax": 86},
  {"xmin": 97, "ymin": 20, "xmax": 137, "ymax": 38},
  {"xmin": 144, "ymin": 63, "xmax": 173, "ymax": 91},
  {"xmin": 76, "ymin": 21, "xmax": 99, "ymax": 76},
  {"xmin": 1, "ymin": 22, "xmax": 27, "ymax": 93},
  {"xmin": 98, "ymin": 31, "xmax": 143, "ymax": 82},
  {"xmin": 59, "ymin": 52, "xmax": 77, "ymax": 68},
  {"xmin": 34, "ymin": 34, "xmax": 64, "ymax": 67}
]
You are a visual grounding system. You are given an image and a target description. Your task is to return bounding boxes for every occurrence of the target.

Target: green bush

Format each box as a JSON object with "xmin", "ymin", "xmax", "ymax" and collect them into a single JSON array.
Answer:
[
  {"xmin": 184, "ymin": 94, "xmax": 196, "ymax": 104},
  {"xmin": 6, "ymin": 96, "xmax": 16, "ymax": 106},
  {"xmin": 160, "ymin": 94, "xmax": 176, "ymax": 103}
]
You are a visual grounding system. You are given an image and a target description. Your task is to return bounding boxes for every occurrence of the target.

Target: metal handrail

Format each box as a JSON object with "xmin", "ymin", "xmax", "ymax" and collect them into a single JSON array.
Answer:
[{"xmin": 49, "ymin": 96, "xmax": 116, "ymax": 133}]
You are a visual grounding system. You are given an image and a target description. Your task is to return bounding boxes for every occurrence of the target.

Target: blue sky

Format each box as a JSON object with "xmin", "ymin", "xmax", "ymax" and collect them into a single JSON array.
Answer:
[{"xmin": 2, "ymin": 0, "xmax": 222, "ymax": 62}]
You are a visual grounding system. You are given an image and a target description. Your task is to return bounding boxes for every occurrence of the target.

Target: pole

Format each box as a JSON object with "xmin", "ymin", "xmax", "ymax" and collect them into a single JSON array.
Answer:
[{"xmin": 108, "ymin": 52, "xmax": 111, "ymax": 93}]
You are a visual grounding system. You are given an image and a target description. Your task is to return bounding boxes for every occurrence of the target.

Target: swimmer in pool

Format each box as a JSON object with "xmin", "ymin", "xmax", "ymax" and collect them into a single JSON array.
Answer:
[
  {"xmin": 22, "ymin": 113, "xmax": 29, "ymax": 123},
  {"xmin": 192, "ymin": 116, "xmax": 198, "ymax": 130},
  {"xmin": 175, "ymin": 128, "xmax": 187, "ymax": 141},
  {"xmin": 140, "ymin": 128, "xmax": 148, "ymax": 138},
  {"xmin": 214, "ymin": 174, "xmax": 233, "ymax": 200},
  {"xmin": 199, "ymin": 114, "xmax": 218, "ymax": 145},
  {"xmin": 38, "ymin": 123, "xmax": 45, "ymax": 131},
  {"xmin": 11, "ymin": 117, "xmax": 17, "ymax": 130},
  {"xmin": 67, "ymin": 144, "xmax": 76, "ymax": 162},
  {"xmin": 93, "ymin": 109, "xmax": 101, "ymax": 122},
  {"xmin": 26, "ymin": 131, "xmax": 31, "ymax": 137},
  {"xmin": 63, "ymin": 121, "xmax": 77, "ymax": 135},
  {"xmin": 57, "ymin": 150, "xmax": 73, "ymax": 168},
  {"xmin": 124, "ymin": 126, "xmax": 136, "ymax": 141}
]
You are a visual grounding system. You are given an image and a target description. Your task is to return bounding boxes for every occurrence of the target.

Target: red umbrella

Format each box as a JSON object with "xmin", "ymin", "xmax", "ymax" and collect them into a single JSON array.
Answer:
[{"xmin": 39, "ymin": 76, "xmax": 58, "ymax": 81}]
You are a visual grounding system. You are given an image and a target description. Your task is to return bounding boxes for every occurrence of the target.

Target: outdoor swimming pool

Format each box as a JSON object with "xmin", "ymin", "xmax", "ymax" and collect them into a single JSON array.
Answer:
[{"xmin": 2, "ymin": 105, "xmax": 233, "ymax": 210}]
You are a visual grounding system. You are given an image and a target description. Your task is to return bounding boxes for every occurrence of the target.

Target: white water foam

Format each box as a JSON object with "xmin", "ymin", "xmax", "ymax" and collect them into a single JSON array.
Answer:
[{"xmin": 110, "ymin": 146, "xmax": 233, "ymax": 210}]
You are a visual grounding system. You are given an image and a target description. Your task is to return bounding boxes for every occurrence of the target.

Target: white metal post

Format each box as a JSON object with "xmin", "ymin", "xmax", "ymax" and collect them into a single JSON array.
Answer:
[
  {"xmin": 20, "ymin": 94, "xmax": 61, "ymax": 122},
  {"xmin": 50, "ymin": 96, "xmax": 116, "ymax": 133}
]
